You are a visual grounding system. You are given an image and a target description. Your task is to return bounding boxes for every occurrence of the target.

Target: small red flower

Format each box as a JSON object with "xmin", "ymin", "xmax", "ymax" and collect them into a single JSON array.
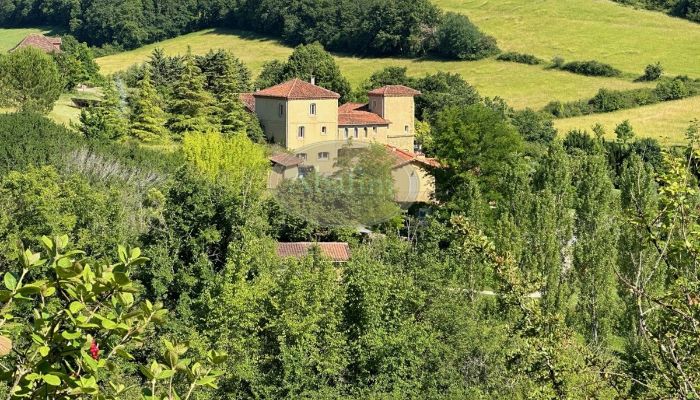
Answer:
[{"xmin": 90, "ymin": 340, "xmax": 100, "ymax": 361}]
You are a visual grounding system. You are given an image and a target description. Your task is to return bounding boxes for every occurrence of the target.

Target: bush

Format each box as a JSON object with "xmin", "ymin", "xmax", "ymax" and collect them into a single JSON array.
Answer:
[
  {"xmin": 560, "ymin": 60, "xmax": 622, "ymax": 77},
  {"xmin": 542, "ymin": 99, "xmax": 594, "ymax": 118},
  {"xmin": 589, "ymin": 88, "xmax": 658, "ymax": 112},
  {"xmin": 551, "ymin": 56, "xmax": 566, "ymax": 69},
  {"xmin": 640, "ymin": 62, "xmax": 663, "ymax": 81},
  {"xmin": 654, "ymin": 78, "xmax": 693, "ymax": 100},
  {"xmin": 434, "ymin": 12, "xmax": 500, "ymax": 60},
  {"xmin": 496, "ymin": 52, "xmax": 544, "ymax": 65}
]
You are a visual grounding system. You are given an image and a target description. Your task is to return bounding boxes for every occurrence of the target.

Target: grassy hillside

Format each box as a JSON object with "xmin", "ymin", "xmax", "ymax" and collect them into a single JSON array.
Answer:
[
  {"xmin": 434, "ymin": 0, "xmax": 700, "ymax": 77},
  {"xmin": 0, "ymin": 27, "xmax": 55, "ymax": 52},
  {"xmin": 554, "ymin": 96, "xmax": 700, "ymax": 145},
  {"xmin": 96, "ymin": 29, "xmax": 651, "ymax": 109}
]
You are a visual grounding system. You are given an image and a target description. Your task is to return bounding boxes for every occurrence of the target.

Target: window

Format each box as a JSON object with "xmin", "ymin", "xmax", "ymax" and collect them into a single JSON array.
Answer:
[
  {"xmin": 321, "ymin": 126, "xmax": 327, "ymax": 135},
  {"xmin": 364, "ymin": 127, "xmax": 368, "ymax": 137},
  {"xmin": 373, "ymin": 127, "xmax": 378, "ymax": 135},
  {"xmin": 371, "ymin": 100, "xmax": 376, "ymax": 110},
  {"xmin": 318, "ymin": 152, "xmax": 330, "ymax": 160},
  {"xmin": 278, "ymin": 104, "xmax": 285, "ymax": 117},
  {"xmin": 344, "ymin": 128, "xmax": 349, "ymax": 138},
  {"xmin": 296, "ymin": 153, "xmax": 307, "ymax": 161},
  {"xmin": 354, "ymin": 128, "xmax": 359, "ymax": 138},
  {"xmin": 298, "ymin": 126, "xmax": 305, "ymax": 139},
  {"xmin": 405, "ymin": 125, "xmax": 409, "ymax": 133},
  {"xmin": 310, "ymin": 103, "xmax": 317, "ymax": 115}
]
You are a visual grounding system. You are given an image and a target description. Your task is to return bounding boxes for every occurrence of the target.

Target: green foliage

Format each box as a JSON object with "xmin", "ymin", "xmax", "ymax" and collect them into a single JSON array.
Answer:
[
  {"xmin": 0, "ymin": 236, "xmax": 165, "ymax": 397},
  {"xmin": 615, "ymin": 120, "xmax": 636, "ymax": 144},
  {"xmin": 0, "ymin": 47, "xmax": 62, "ymax": 113},
  {"xmin": 433, "ymin": 12, "xmax": 500, "ymax": 60},
  {"xmin": 558, "ymin": 60, "xmax": 622, "ymax": 77},
  {"xmin": 640, "ymin": 61, "xmax": 664, "ymax": 81},
  {"xmin": 130, "ymin": 69, "xmax": 170, "ymax": 143},
  {"xmin": 167, "ymin": 51, "xmax": 217, "ymax": 137},
  {"xmin": 510, "ymin": 108, "xmax": 557, "ymax": 144},
  {"xmin": 431, "ymin": 103, "xmax": 524, "ymax": 200},
  {"xmin": 256, "ymin": 42, "xmax": 352, "ymax": 101},
  {"xmin": 52, "ymin": 35, "xmax": 101, "ymax": 90},
  {"xmin": 79, "ymin": 80, "xmax": 129, "ymax": 141},
  {"xmin": 496, "ymin": 51, "xmax": 544, "ymax": 65}
]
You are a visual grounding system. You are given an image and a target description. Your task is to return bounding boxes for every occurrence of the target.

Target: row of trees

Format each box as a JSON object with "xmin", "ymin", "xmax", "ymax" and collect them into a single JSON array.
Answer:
[
  {"xmin": 0, "ymin": 0, "xmax": 498, "ymax": 60},
  {"xmin": 615, "ymin": 0, "xmax": 700, "ymax": 22}
]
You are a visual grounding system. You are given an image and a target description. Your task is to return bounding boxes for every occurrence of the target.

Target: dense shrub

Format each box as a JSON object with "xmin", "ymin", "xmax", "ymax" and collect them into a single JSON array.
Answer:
[
  {"xmin": 612, "ymin": 0, "xmax": 700, "ymax": 23},
  {"xmin": 639, "ymin": 62, "xmax": 663, "ymax": 81},
  {"xmin": 544, "ymin": 78, "xmax": 699, "ymax": 118},
  {"xmin": 560, "ymin": 60, "xmax": 622, "ymax": 77},
  {"xmin": 497, "ymin": 52, "xmax": 543, "ymax": 65},
  {"xmin": 433, "ymin": 12, "xmax": 500, "ymax": 60}
]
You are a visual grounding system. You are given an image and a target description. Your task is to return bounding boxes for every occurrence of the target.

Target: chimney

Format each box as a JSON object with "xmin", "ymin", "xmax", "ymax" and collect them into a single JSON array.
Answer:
[{"xmin": 310, "ymin": 76, "xmax": 316, "ymax": 85}]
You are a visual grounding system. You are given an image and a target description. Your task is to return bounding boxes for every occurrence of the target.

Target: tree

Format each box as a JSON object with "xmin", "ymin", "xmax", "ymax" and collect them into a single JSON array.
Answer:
[
  {"xmin": 640, "ymin": 62, "xmax": 663, "ymax": 81},
  {"xmin": 79, "ymin": 80, "xmax": 128, "ymax": 141},
  {"xmin": 195, "ymin": 49, "xmax": 252, "ymax": 97},
  {"xmin": 167, "ymin": 50, "xmax": 217, "ymax": 137},
  {"xmin": 615, "ymin": 120, "xmax": 635, "ymax": 145},
  {"xmin": 510, "ymin": 108, "xmax": 557, "ymax": 144},
  {"xmin": 255, "ymin": 43, "xmax": 352, "ymax": 101},
  {"xmin": 572, "ymin": 149, "xmax": 621, "ymax": 345},
  {"xmin": 0, "ymin": 47, "xmax": 62, "ymax": 113},
  {"xmin": 414, "ymin": 72, "xmax": 481, "ymax": 120},
  {"xmin": 431, "ymin": 104, "xmax": 523, "ymax": 200},
  {"xmin": 434, "ymin": 12, "xmax": 499, "ymax": 60},
  {"xmin": 130, "ymin": 69, "xmax": 170, "ymax": 143}
]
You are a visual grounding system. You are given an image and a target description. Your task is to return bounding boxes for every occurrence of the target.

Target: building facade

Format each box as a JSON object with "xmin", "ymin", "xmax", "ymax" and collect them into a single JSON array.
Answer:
[{"xmin": 249, "ymin": 78, "xmax": 420, "ymax": 152}]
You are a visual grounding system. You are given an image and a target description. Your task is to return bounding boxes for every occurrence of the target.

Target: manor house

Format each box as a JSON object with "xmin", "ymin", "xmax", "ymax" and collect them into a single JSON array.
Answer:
[{"xmin": 242, "ymin": 78, "xmax": 420, "ymax": 152}]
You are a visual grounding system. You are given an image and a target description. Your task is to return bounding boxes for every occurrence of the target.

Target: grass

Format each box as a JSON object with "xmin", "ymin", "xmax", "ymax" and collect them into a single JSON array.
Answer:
[
  {"xmin": 96, "ymin": 28, "xmax": 652, "ymax": 109},
  {"xmin": 434, "ymin": 0, "xmax": 700, "ymax": 78},
  {"xmin": 554, "ymin": 96, "xmax": 700, "ymax": 145},
  {"xmin": 0, "ymin": 27, "xmax": 56, "ymax": 52}
]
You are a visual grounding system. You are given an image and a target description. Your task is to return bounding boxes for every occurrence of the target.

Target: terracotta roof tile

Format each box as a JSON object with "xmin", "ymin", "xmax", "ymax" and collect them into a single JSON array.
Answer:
[
  {"xmin": 270, "ymin": 153, "xmax": 305, "ymax": 167},
  {"xmin": 254, "ymin": 78, "xmax": 340, "ymax": 100},
  {"xmin": 386, "ymin": 145, "xmax": 441, "ymax": 168},
  {"xmin": 338, "ymin": 102, "xmax": 389, "ymax": 126},
  {"xmin": 240, "ymin": 93, "xmax": 255, "ymax": 112},
  {"xmin": 276, "ymin": 242, "xmax": 351, "ymax": 262},
  {"xmin": 368, "ymin": 85, "xmax": 421, "ymax": 97},
  {"xmin": 11, "ymin": 34, "xmax": 62, "ymax": 53}
]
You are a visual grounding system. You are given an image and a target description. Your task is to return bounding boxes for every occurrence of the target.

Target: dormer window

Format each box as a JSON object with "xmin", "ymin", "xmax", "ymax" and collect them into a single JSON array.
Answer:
[{"xmin": 310, "ymin": 103, "xmax": 317, "ymax": 115}]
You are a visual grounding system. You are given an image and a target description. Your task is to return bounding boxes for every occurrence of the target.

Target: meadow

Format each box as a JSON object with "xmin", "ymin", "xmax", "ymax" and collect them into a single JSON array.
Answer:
[
  {"xmin": 554, "ymin": 96, "xmax": 700, "ymax": 145},
  {"xmin": 434, "ymin": 0, "xmax": 700, "ymax": 77},
  {"xmin": 96, "ymin": 28, "xmax": 651, "ymax": 110}
]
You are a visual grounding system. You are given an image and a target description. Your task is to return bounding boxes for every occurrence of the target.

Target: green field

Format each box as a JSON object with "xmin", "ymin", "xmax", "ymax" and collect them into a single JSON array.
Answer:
[
  {"xmin": 554, "ymin": 96, "xmax": 700, "ymax": 145},
  {"xmin": 96, "ymin": 29, "xmax": 652, "ymax": 110},
  {"xmin": 0, "ymin": 27, "xmax": 55, "ymax": 52},
  {"xmin": 434, "ymin": 0, "xmax": 700, "ymax": 77}
]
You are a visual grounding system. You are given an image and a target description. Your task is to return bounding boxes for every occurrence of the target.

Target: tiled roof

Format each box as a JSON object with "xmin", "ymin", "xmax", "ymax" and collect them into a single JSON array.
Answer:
[
  {"xmin": 338, "ymin": 102, "xmax": 389, "ymax": 126},
  {"xmin": 270, "ymin": 153, "xmax": 305, "ymax": 167},
  {"xmin": 254, "ymin": 78, "xmax": 340, "ymax": 100},
  {"xmin": 276, "ymin": 242, "xmax": 351, "ymax": 262},
  {"xmin": 240, "ymin": 93, "xmax": 255, "ymax": 112},
  {"xmin": 11, "ymin": 34, "xmax": 62, "ymax": 53},
  {"xmin": 386, "ymin": 145, "xmax": 441, "ymax": 168},
  {"xmin": 368, "ymin": 85, "xmax": 421, "ymax": 97}
]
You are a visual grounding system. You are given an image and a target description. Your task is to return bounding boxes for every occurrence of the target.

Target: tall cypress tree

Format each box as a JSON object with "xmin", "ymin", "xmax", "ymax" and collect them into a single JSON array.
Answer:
[
  {"xmin": 573, "ymin": 146, "xmax": 621, "ymax": 345},
  {"xmin": 130, "ymin": 69, "xmax": 170, "ymax": 143},
  {"xmin": 167, "ymin": 50, "xmax": 217, "ymax": 137}
]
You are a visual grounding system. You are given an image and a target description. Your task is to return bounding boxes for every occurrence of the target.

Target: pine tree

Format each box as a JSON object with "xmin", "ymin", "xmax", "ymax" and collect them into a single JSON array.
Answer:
[
  {"xmin": 79, "ymin": 80, "xmax": 128, "ymax": 141},
  {"xmin": 167, "ymin": 50, "xmax": 217, "ymax": 138},
  {"xmin": 130, "ymin": 69, "xmax": 169, "ymax": 143}
]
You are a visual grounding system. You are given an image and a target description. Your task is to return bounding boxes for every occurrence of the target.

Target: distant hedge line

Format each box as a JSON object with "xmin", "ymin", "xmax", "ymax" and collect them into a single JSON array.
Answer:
[
  {"xmin": 543, "ymin": 77, "xmax": 700, "ymax": 118},
  {"xmin": 613, "ymin": 0, "xmax": 700, "ymax": 23},
  {"xmin": 0, "ymin": 0, "xmax": 498, "ymax": 60},
  {"xmin": 496, "ymin": 52, "xmax": 543, "ymax": 65}
]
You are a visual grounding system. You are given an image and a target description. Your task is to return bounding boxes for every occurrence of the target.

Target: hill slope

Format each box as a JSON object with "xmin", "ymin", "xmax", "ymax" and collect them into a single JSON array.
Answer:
[
  {"xmin": 96, "ymin": 29, "xmax": 651, "ymax": 110},
  {"xmin": 434, "ymin": 0, "xmax": 700, "ymax": 77}
]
